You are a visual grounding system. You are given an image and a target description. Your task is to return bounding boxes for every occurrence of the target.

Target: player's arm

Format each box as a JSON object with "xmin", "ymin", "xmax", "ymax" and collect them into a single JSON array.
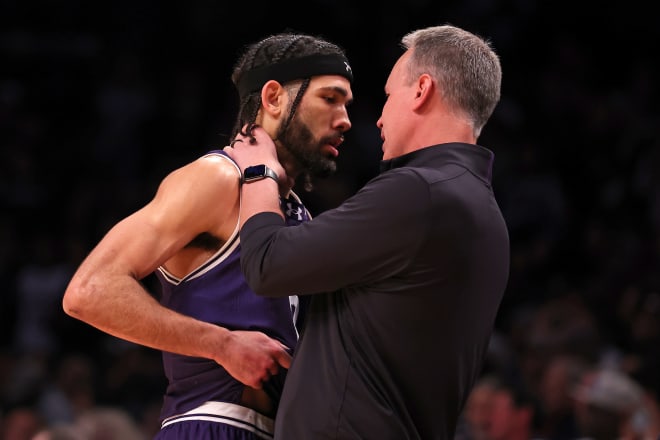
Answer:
[{"xmin": 62, "ymin": 156, "xmax": 290, "ymax": 387}]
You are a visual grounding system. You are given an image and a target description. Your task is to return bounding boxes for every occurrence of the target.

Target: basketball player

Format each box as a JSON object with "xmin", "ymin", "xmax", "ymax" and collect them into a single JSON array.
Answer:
[{"xmin": 62, "ymin": 32, "xmax": 353, "ymax": 439}]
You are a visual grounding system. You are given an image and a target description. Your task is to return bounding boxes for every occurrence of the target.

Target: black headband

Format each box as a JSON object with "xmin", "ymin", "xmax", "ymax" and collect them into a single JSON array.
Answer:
[{"xmin": 236, "ymin": 54, "xmax": 353, "ymax": 99}]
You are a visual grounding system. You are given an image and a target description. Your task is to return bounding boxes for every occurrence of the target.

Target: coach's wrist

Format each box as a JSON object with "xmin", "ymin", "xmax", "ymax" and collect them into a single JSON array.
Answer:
[{"xmin": 242, "ymin": 164, "xmax": 279, "ymax": 184}]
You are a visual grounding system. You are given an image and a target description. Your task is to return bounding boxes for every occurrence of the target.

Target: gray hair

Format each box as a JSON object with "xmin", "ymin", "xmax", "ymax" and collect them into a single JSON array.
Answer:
[{"xmin": 401, "ymin": 25, "xmax": 501, "ymax": 138}]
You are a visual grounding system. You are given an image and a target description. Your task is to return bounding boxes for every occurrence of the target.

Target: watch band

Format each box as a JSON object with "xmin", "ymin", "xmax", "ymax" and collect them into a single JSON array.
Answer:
[{"xmin": 242, "ymin": 164, "xmax": 279, "ymax": 184}]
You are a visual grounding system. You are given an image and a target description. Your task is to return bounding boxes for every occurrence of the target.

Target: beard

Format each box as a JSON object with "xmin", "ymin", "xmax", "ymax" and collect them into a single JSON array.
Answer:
[{"xmin": 275, "ymin": 112, "xmax": 338, "ymax": 178}]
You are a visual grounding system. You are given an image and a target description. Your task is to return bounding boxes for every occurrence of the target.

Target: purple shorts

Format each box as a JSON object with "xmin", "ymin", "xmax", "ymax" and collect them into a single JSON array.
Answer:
[{"xmin": 154, "ymin": 401, "xmax": 274, "ymax": 440}]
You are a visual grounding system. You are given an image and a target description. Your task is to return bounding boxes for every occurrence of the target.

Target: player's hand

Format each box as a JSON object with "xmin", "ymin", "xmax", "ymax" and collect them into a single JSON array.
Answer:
[{"xmin": 218, "ymin": 330, "xmax": 292, "ymax": 389}]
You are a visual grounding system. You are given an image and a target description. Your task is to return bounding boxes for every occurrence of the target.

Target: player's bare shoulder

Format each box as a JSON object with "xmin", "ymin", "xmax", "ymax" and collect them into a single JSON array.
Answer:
[
  {"xmin": 150, "ymin": 152, "xmax": 241, "ymax": 237},
  {"xmin": 158, "ymin": 153, "xmax": 240, "ymax": 198},
  {"xmin": 200, "ymin": 151, "xmax": 242, "ymax": 180},
  {"xmin": 155, "ymin": 152, "xmax": 242, "ymax": 272},
  {"xmin": 186, "ymin": 152, "xmax": 241, "ymax": 214},
  {"xmin": 189, "ymin": 152, "xmax": 241, "ymax": 188}
]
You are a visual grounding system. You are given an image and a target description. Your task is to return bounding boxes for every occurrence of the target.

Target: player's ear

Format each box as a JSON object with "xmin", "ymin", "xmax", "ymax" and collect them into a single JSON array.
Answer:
[{"xmin": 261, "ymin": 80, "xmax": 285, "ymax": 117}]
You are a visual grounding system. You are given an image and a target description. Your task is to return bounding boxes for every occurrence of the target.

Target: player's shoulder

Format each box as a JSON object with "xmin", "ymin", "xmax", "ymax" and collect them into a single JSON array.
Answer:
[
  {"xmin": 191, "ymin": 149, "xmax": 241, "ymax": 179},
  {"xmin": 200, "ymin": 148, "xmax": 239, "ymax": 169},
  {"xmin": 160, "ymin": 149, "xmax": 240, "ymax": 191}
]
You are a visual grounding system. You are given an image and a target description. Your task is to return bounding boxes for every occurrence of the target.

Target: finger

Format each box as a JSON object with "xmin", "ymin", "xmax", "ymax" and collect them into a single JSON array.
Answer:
[{"xmin": 274, "ymin": 349, "xmax": 292, "ymax": 370}]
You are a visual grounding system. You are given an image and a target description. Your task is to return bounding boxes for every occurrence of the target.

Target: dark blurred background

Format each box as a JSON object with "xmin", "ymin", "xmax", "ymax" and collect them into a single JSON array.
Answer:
[{"xmin": 1, "ymin": 0, "xmax": 659, "ymax": 438}]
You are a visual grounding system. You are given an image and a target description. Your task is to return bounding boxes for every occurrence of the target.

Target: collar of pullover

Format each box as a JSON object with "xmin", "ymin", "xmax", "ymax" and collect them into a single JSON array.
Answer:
[{"xmin": 379, "ymin": 142, "xmax": 495, "ymax": 183}]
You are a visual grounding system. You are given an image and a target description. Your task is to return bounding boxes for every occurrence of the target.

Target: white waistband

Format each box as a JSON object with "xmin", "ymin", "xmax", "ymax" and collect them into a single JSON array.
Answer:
[{"xmin": 161, "ymin": 401, "xmax": 274, "ymax": 439}]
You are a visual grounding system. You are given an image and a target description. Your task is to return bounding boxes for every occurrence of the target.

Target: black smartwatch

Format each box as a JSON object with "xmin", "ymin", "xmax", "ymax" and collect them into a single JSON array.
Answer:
[{"xmin": 242, "ymin": 165, "xmax": 279, "ymax": 184}]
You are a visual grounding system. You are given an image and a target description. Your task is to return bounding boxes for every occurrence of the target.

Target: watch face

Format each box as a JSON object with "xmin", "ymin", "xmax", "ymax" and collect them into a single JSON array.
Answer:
[
  {"xmin": 243, "ymin": 164, "xmax": 278, "ymax": 183},
  {"xmin": 244, "ymin": 165, "xmax": 267, "ymax": 181}
]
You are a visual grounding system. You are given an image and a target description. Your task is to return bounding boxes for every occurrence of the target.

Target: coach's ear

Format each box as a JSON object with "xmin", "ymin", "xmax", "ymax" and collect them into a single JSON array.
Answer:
[
  {"xmin": 411, "ymin": 73, "xmax": 435, "ymax": 111},
  {"xmin": 261, "ymin": 80, "xmax": 287, "ymax": 118}
]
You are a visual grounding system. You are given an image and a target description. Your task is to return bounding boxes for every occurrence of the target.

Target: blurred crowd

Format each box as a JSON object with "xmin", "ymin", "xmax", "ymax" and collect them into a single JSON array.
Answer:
[{"xmin": 1, "ymin": 0, "xmax": 659, "ymax": 439}]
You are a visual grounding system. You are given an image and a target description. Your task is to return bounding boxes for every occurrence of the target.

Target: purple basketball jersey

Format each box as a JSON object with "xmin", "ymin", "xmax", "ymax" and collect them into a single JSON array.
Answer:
[{"xmin": 154, "ymin": 151, "xmax": 310, "ymax": 425}]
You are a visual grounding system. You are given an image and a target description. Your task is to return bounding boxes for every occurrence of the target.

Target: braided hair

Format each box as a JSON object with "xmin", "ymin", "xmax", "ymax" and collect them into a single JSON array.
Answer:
[{"xmin": 230, "ymin": 32, "xmax": 349, "ymax": 143}]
